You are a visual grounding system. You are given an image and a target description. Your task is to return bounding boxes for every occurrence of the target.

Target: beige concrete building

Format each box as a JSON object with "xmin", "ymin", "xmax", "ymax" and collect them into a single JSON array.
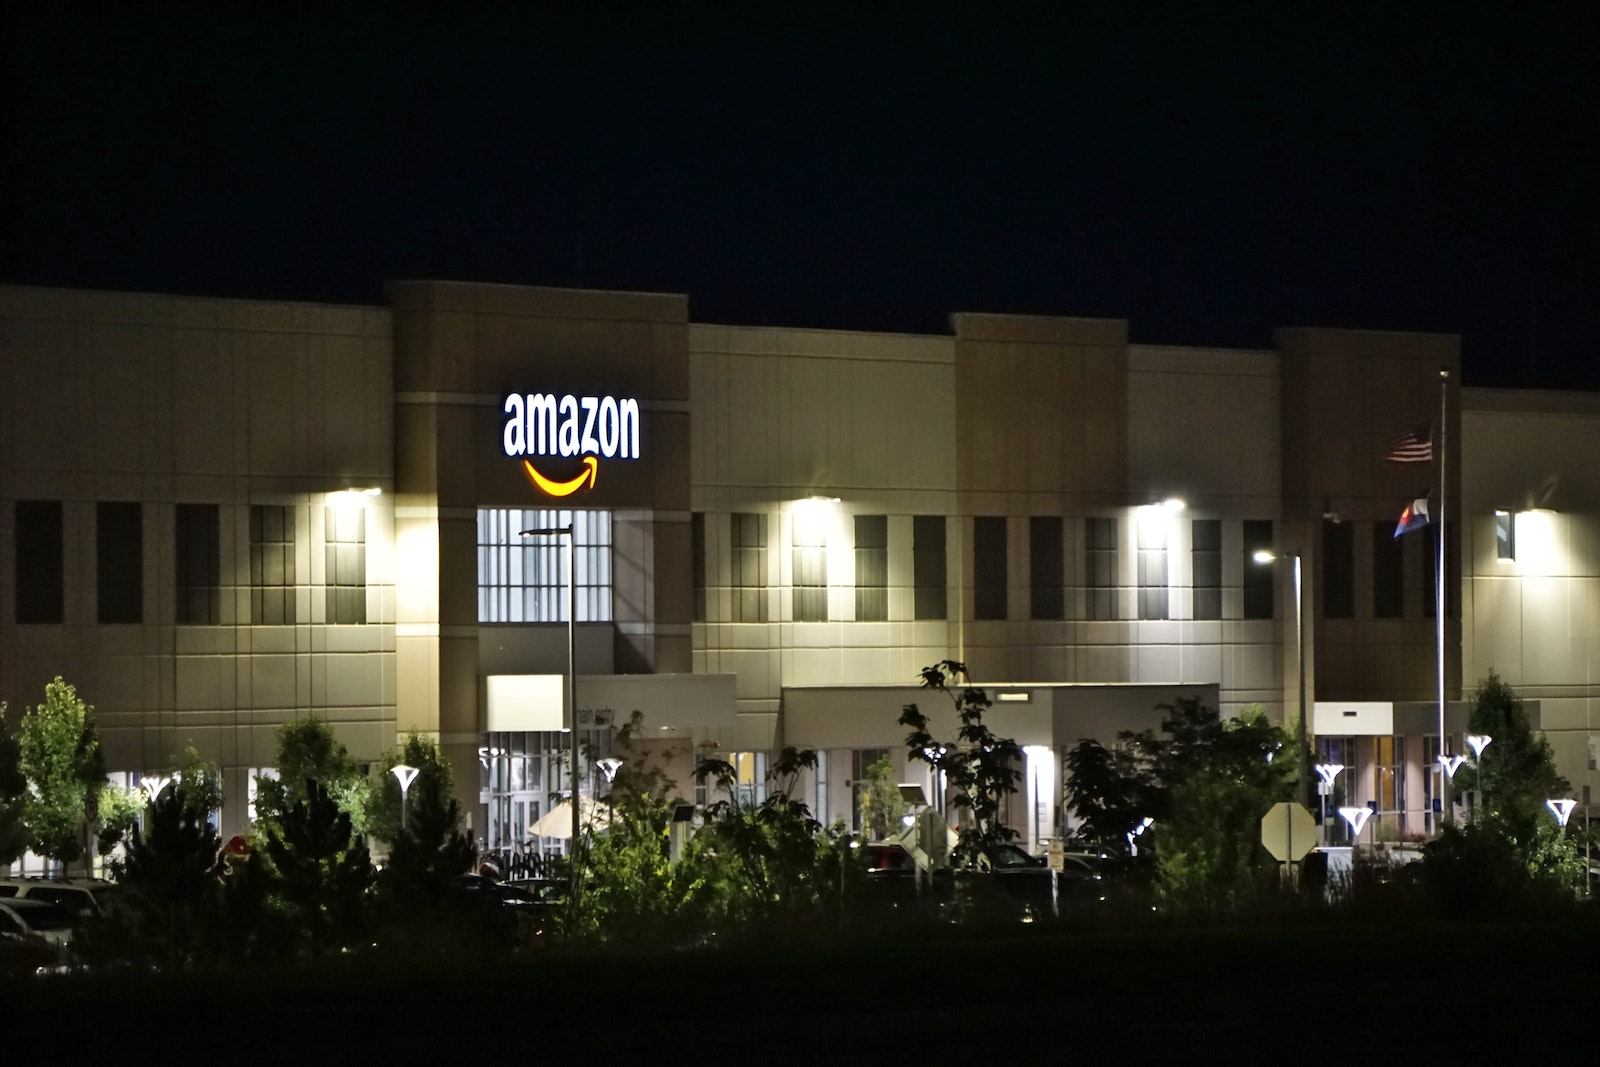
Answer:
[{"xmin": 2, "ymin": 279, "xmax": 1594, "ymax": 866}]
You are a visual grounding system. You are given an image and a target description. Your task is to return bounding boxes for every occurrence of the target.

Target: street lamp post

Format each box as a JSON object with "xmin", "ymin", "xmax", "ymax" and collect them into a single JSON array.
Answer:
[
  {"xmin": 1255, "ymin": 549, "xmax": 1309, "ymax": 815},
  {"xmin": 1465, "ymin": 733, "xmax": 1491, "ymax": 822},
  {"xmin": 521, "ymin": 525, "xmax": 578, "ymax": 910},
  {"xmin": 391, "ymin": 763, "xmax": 419, "ymax": 832}
]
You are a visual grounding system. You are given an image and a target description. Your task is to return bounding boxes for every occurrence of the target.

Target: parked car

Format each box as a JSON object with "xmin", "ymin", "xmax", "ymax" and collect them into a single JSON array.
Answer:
[
  {"xmin": 0, "ymin": 878, "xmax": 119, "ymax": 922},
  {"xmin": 0, "ymin": 898, "xmax": 78, "ymax": 948}
]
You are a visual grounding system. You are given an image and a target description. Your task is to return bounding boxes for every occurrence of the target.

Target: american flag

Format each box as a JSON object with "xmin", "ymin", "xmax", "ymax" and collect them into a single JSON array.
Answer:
[{"xmin": 1385, "ymin": 424, "xmax": 1433, "ymax": 463}]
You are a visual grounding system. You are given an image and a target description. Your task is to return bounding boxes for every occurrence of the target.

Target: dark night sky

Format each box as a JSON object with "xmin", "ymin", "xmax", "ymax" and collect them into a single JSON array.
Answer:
[{"xmin": 3, "ymin": 5, "xmax": 1597, "ymax": 389}]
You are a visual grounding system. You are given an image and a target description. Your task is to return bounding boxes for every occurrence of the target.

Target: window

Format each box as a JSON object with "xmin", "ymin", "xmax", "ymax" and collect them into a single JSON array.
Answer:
[
  {"xmin": 1029, "ymin": 517, "xmax": 1063, "ymax": 621},
  {"xmin": 1316, "ymin": 737, "xmax": 1355, "ymax": 845},
  {"xmin": 814, "ymin": 750, "xmax": 830, "ymax": 825},
  {"xmin": 731, "ymin": 512, "xmax": 767, "ymax": 623},
  {"xmin": 324, "ymin": 505, "xmax": 367, "ymax": 624},
  {"xmin": 1086, "ymin": 517, "xmax": 1117, "ymax": 620},
  {"xmin": 15, "ymin": 500, "xmax": 64, "ymax": 623},
  {"xmin": 175, "ymin": 504, "xmax": 221, "ymax": 625},
  {"xmin": 854, "ymin": 515, "xmax": 887, "ymax": 622},
  {"xmin": 691, "ymin": 512, "xmax": 706, "ymax": 622},
  {"xmin": 1322, "ymin": 520, "xmax": 1354, "ymax": 619},
  {"xmin": 1191, "ymin": 519, "xmax": 1221, "ymax": 620},
  {"xmin": 913, "ymin": 515, "xmax": 946, "ymax": 620},
  {"xmin": 1137, "ymin": 510, "xmax": 1169, "ymax": 621},
  {"xmin": 851, "ymin": 747, "xmax": 890, "ymax": 832},
  {"xmin": 792, "ymin": 509, "xmax": 828, "ymax": 622},
  {"xmin": 250, "ymin": 505, "xmax": 297, "ymax": 625},
  {"xmin": 1372, "ymin": 521, "xmax": 1404, "ymax": 619},
  {"xmin": 1372, "ymin": 735, "xmax": 1406, "ymax": 840},
  {"xmin": 727, "ymin": 750, "xmax": 767, "ymax": 809},
  {"xmin": 1494, "ymin": 510, "xmax": 1515, "ymax": 562},
  {"xmin": 476, "ymin": 508, "xmax": 613, "ymax": 622},
  {"xmin": 973, "ymin": 516, "xmax": 1007, "ymax": 620},
  {"xmin": 97, "ymin": 502, "xmax": 143, "ymax": 623},
  {"xmin": 1242, "ymin": 520, "xmax": 1274, "ymax": 620}
]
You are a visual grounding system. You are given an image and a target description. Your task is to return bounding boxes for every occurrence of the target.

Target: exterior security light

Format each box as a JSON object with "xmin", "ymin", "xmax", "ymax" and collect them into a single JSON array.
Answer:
[
  {"xmin": 1437, "ymin": 754, "xmax": 1466, "ymax": 779},
  {"xmin": 596, "ymin": 758, "xmax": 624, "ymax": 783},
  {"xmin": 1465, "ymin": 734, "xmax": 1492, "ymax": 759},
  {"xmin": 1314, "ymin": 763, "xmax": 1344, "ymax": 789},
  {"xmin": 1547, "ymin": 798, "xmax": 1577, "ymax": 827},
  {"xmin": 1252, "ymin": 549, "xmax": 1276, "ymax": 564},
  {"xmin": 141, "ymin": 776, "xmax": 174, "ymax": 803}
]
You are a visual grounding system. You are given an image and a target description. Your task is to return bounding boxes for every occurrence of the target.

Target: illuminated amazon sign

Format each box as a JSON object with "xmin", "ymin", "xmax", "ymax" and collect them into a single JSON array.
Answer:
[{"xmin": 502, "ymin": 392, "xmax": 641, "ymax": 497}]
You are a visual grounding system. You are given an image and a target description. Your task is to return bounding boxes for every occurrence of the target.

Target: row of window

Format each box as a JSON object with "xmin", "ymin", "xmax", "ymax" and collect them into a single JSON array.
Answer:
[
  {"xmin": 11, "ymin": 501, "xmax": 367, "ymax": 625},
  {"xmin": 687, "ymin": 513, "xmax": 1275, "ymax": 624}
]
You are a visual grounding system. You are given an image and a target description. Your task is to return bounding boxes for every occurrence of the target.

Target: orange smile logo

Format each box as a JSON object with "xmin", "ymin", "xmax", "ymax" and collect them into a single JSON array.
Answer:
[{"xmin": 522, "ymin": 456, "xmax": 599, "ymax": 497}]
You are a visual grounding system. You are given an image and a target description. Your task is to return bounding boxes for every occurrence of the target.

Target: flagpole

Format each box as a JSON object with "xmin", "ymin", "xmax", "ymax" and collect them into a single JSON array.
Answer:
[{"xmin": 1438, "ymin": 368, "xmax": 1449, "ymax": 829}]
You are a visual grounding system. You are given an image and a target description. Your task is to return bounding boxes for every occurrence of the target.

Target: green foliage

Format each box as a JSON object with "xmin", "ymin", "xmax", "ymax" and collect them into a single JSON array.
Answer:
[
  {"xmin": 170, "ymin": 745, "xmax": 224, "ymax": 825},
  {"xmin": 0, "ymin": 704, "xmax": 28, "ymax": 866},
  {"xmin": 19, "ymin": 676, "xmax": 105, "ymax": 866},
  {"xmin": 857, "ymin": 755, "xmax": 905, "ymax": 840},
  {"xmin": 1062, "ymin": 738, "xmax": 1143, "ymax": 848},
  {"xmin": 95, "ymin": 783, "xmax": 145, "ymax": 856},
  {"xmin": 252, "ymin": 714, "xmax": 368, "ymax": 834},
  {"xmin": 1454, "ymin": 672, "xmax": 1570, "ymax": 838},
  {"xmin": 366, "ymin": 731, "xmax": 455, "ymax": 845},
  {"xmin": 373, "ymin": 770, "xmax": 482, "ymax": 953},
  {"xmin": 688, "ymin": 746, "xmax": 846, "ymax": 933},
  {"xmin": 81, "ymin": 783, "xmax": 224, "ymax": 970},
  {"xmin": 262, "ymin": 778, "xmax": 375, "ymax": 956},
  {"xmin": 900, "ymin": 660, "xmax": 1022, "ymax": 867},
  {"xmin": 1059, "ymin": 697, "xmax": 1296, "ymax": 911},
  {"xmin": 1420, "ymin": 674, "xmax": 1583, "ymax": 912}
]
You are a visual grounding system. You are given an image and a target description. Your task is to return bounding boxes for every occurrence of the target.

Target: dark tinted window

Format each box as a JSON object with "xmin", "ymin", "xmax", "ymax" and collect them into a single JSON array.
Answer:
[
  {"xmin": 15, "ymin": 500, "xmax": 64, "ymax": 623},
  {"xmin": 913, "ymin": 516, "xmax": 946, "ymax": 620},
  {"xmin": 854, "ymin": 515, "xmax": 887, "ymax": 621},
  {"xmin": 1322, "ymin": 520, "xmax": 1354, "ymax": 619},
  {"xmin": 1242, "ymin": 520, "xmax": 1274, "ymax": 620},
  {"xmin": 176, "ymin": 504, "xmax": 221, "ymax": 625},
  {"xmin": 1029, "ymin": 517, "xmax": 1064, "ymax": 620},
  {"xmin": 974, "ymin": 516, "xmax": 1007, "ymax": 620},
  {"xmin": 97, "ymin": 502, "xmax": 143, "ymax": 623},
  {"xmin": 1373, "ymin": 521, "xmax": 1404, "ymax": 619},
  {"xmin": 1192, "ymin": 519, "xmax": 1221, "ymax": 620}
]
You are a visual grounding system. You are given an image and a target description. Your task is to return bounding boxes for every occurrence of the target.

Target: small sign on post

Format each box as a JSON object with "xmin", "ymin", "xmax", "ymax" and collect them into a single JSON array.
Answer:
[{"xmin": 1047, "ymin": 839, "xmax": 1064, "ymax": 873}]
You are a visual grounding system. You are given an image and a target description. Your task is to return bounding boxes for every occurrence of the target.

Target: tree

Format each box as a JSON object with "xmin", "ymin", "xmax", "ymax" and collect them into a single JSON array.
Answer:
[
  {"xmin": 252, "ymin": 714, "xmax": 367, "ymax": 834},
  {"xmin": 374, "ymin": 770, "xmax": 480, "ymax": 953},
  {"xmin": 900, "ymin": 660, "xmax": 1022, "ymax": 867},
  {"xmin": 366, "ymin": 731, "xmax": 455, "ymax": 846},
  {"xmin": 262, "ymin": 778, "xmax": 375, "ymax": 957},
  {"xmin": 83, "ymin": 783, "xmax": 223, "ymax": 969},
  {"xmin": 1423, "ymin": 674, "xmax": 1583, "ymax": 911},
  {"xmin": 690, "ymin": 746, "xmax": 846, "ymax": 933},
  {"xmin": 95, "ymin": 784, "xmax": 144, "ymax": 857},
  {"xmin": 19, "ymin": 676, "xmax": 106, "ymax": 872},
  {"xmin": 171, "ymin": 745, "xmax": 224, "ymax": 826},
  {"xmin": 857, "ymin": 754, "xmax": 905, "ymax": 840},
  {"xmin": 1456, "ymin": 672, "xmax": 1569, "ymax": 836},
  {"xmin": 1062, "ymin": 737, "xmax": 1144, "ymax": 848},
  {"xmin": 0, "ymin": 704, "xmax": 28, "ymax": 867}
]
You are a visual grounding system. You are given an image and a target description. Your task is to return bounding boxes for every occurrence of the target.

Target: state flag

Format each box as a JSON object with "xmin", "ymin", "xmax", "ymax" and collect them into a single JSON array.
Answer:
[{"xmin": 1394, "ymin": 496, "xmax": 1430, "ymax": 537}]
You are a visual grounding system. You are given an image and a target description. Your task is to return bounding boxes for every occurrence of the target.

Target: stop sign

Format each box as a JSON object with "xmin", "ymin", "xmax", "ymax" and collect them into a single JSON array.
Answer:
[{"xmin": 1260, "ymin": 801, "xmax": 1317, "ymax": 862}]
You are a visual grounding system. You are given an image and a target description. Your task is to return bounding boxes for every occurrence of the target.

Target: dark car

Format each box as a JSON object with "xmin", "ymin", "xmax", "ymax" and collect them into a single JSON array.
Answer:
[{"xmin": 0, "ymin": 898, "xmax": 78, "ymax": 948}]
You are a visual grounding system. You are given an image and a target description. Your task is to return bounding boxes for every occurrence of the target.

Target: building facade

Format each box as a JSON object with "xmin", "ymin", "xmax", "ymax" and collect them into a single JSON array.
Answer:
[{"xmin": 2, "ymin": 280, "xmax": 1595, "ymax": 863}]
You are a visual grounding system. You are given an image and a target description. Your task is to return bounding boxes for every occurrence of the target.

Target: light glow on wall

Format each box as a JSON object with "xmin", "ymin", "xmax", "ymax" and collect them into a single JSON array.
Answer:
[{"xmin": 1512, "ymin": 508, "xmax": 1564, "ymax": 577}]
